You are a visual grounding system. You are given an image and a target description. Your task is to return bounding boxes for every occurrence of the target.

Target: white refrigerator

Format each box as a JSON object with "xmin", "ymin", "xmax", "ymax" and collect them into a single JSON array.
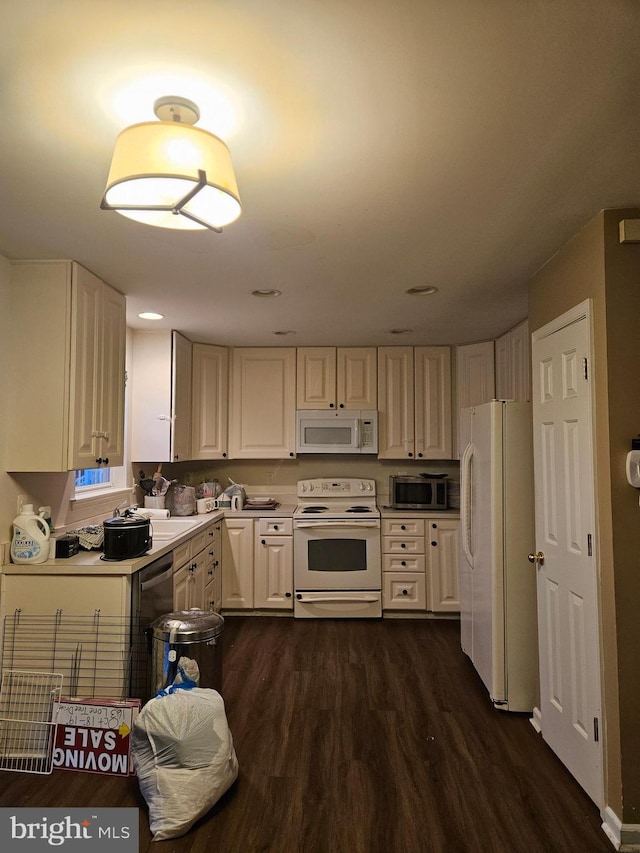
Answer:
[{"xmin": 459, "ymin": 400, "xmax": 539, "ymax": 712}]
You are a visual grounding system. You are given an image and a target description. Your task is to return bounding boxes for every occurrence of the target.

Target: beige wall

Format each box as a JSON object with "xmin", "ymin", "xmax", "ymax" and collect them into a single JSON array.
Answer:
[{"xmin": 528, "ymin": 209, "xmax": 640, "ymax": 822}]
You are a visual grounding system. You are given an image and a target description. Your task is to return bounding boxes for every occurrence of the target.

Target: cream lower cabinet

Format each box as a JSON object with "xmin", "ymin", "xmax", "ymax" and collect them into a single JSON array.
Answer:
[
  {"xmin": 378, "ymin": 346, "xmax": 452, "ymax": 459},
  {"xmin": 254, "ymin": 518, "xmax": 293, "ymax": 609},
  {"xmin": 221, "ymin": 518, "xmax": 255, "ymax": 609},
  {"xmin": 173, "ymin": 520, "xmax": 221, "ymax": 611},
  {"xmin": 382, "ymin": 519, "xmax": 427, "ymax": 610},
  {"xmin": 382, "ymin": 516, "xmax": 460, "ymax": 613},
  {"xmin": 426, "ymin": 518, "xmax": 460, "ymax": 612},
  {"xmin": 229, "ymin": 348, "xmax": 297, "ymax": 458},
  {"xmin": 6, "ymin": 260, "xmax": 126, "ymax": 472},
  {"xmin": 0, "ymin": 572, "xmax": 130, "ymax": 619},
  {"xmin": 204, "ymin": 521, "xmax": 223, "ymax": 613}
]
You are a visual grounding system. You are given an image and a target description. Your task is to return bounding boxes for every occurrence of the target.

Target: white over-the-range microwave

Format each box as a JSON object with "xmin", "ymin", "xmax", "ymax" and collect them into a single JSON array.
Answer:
[{"xmin": 296, "ymin": 410, "xmax": 378, "ymax": 454}]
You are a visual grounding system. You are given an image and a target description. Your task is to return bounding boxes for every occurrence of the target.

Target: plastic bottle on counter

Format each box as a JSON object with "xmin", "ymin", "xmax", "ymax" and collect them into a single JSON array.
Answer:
[{"xmin": 10, "ymin": 504, "xmax": 51, "ymax": 564}]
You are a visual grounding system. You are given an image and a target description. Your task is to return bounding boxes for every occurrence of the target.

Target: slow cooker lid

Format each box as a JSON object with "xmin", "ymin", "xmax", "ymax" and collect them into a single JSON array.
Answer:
[{"xmin": 103, "ymin": 514, "xmax": 150, "ymax": 529}]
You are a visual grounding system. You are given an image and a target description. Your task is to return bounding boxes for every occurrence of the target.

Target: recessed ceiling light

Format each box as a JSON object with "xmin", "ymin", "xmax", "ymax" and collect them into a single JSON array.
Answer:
[
  {"xmin": 389, "ymin": 328, "xmax": 413, "ymax": 335},
  {"xmin": 138, "ymin": 312, "xmax": 164, "ymax": 320},
  {"xmin": 273, "ymin": 330, "xmax": 296, "ymax": 336},
  {"xmin": 252, "ymin": 289, "xmax": 282, "ymax": 297},
  {"xmin": 406, "ymin": 286, "xmax": 438, "ymax": 295}
]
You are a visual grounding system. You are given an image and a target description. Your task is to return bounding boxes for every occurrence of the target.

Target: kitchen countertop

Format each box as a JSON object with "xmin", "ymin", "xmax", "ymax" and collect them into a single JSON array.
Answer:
[
  {"xmin": 1, "ymin": 504, "xmax": 298, "ymax": 576},
  {"xmin": 379, "ymin": 507, "xmax": 460, "ymax": 518}
]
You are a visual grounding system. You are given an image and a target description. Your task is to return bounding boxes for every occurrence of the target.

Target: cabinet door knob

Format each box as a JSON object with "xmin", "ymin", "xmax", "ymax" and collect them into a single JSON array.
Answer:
[
  {"xmin": 432, "ymin": 523, "xmax": 437, "ymax": 529},
  {"xmin": 408, "ymin": 452, "xmax": 414, "ymax": 458},
  {"xmin": 402, "ymin": 589, "xmax": 408, "ymax": 596},
  {"xmin": 261, "ymin": 539, "xmax": 266, "ymax": 545},
  {"xmin": 222, "ymin": 452, "xmax": 227, "ymax": 458},
  {"xmin": 329, "ymin": 403, "xmax": 335, "ymax": 408},
  {"xmin": 401, "ymin": 543, "xmax": 407, "ymax": 548},
  {"xmin": 208, "ymin": 568, "xmax": 214, "ymax": 576},
  {"xmin": 417, "ymin": 452, "xmax": 423, "ymax": 458},
  {"xmin": 274, "ymin": 525, "xmax": 279, "ymax": 531},
  {"xmin": 431, "ymin": 541, "xmax": 437, "ymax": 547},
  {"xmin": 401, "ymin": 560, "xmax": 406, "ymax": 566},
  {"xmin": 289, "ymin": 452, "xmax": 295, "ymax": 457},
  {"xmin": 95, "ymin": 457, "xmax": 103, "ymax": 464},
  {"xmin": 400, "ymin": 525, "xmax": 406, "ymax": 530},
  {"xmin": 285, "ymin": 591, "xmax": 292, "ymax": 598}
]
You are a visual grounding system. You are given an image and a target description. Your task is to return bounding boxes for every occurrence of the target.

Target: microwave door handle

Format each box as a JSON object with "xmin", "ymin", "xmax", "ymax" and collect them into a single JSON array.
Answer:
[
  {"xmin": 354, "ymin": 419, "xmax": 360, "ymax": 449},
  {"xmin": 461, "ymin": 442, "xmax": 474, "ymax": 567}
]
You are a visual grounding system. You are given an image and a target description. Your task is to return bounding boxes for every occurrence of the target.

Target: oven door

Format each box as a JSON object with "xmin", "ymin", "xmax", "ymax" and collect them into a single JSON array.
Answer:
[{"xmin": 293, "ymin": 519, "xmax": 381, "ymax": 591}]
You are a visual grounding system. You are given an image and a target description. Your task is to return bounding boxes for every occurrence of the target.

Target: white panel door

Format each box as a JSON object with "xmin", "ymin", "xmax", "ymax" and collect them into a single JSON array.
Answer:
[{"xmin": 531, "ymin": 303, "xmax": 602, "ymax": 806}]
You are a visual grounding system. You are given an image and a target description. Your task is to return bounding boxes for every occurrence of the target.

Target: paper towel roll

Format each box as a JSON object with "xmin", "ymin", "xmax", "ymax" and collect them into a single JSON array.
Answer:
[{"xmin": 137, "ymin": 508, "xmax": 170, "ymax": 518}]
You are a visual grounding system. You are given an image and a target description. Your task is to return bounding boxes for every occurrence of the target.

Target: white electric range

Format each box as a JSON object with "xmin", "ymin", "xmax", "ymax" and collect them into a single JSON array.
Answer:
[{"xmin": 293, "ymin": 478, "xmax": 382, "ymax": 619}]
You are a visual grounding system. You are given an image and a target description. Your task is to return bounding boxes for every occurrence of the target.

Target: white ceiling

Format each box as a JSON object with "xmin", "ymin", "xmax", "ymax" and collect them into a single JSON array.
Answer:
[{"xmin": 1, "ymin": 0, "xmax": 639, "ymax": 347}]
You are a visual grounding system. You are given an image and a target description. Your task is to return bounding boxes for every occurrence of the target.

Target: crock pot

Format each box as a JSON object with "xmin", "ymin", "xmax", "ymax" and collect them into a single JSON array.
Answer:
[{"xmin": 102, "ymin": 514, "xmax": 152, "ymax": 561}]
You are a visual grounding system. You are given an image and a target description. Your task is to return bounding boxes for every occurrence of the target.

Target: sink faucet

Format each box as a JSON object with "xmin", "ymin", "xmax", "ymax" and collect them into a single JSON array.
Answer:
[{"xmin": 113, "ymin": 499, "xmax": 128, "ymax": 518}]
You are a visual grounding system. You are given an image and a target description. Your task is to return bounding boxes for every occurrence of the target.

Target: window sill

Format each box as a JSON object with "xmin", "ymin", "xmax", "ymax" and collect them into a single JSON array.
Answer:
[{"xmin": 68, "ymin": 487, "xmax": 134, "ymax": 525}]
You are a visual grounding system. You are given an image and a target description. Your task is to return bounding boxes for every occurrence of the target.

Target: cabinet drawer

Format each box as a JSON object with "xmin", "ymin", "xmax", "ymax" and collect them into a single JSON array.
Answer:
[
  {"xmin": 383, "ymin": 554, "xmax": 426, "ymax": 573},
  {"xmin": 383, "ymin": 535, "xmax": 425, "ymax": 555},
  {"xmin": 382, "ymin": 519, "xmax": 425, "ymax": 537},
  {"xmin": 172, "ymin": 539, "xmax": 192, "ymax": 570},
  {"xmin": 383, "ymin": 573, "xmax": 426, "ymax": 610},
  {"xmin": 190, "ymin": 524, "xmax": 218, "ymax": 555},
  {"xmin": 257, "ymin": 517, "xmax": 292, "ymax": 536}
]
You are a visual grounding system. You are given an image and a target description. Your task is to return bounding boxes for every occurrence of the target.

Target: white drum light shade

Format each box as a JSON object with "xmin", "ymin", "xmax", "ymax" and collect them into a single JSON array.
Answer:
[{"xmin": 100, "ymin": 120, "xmax": 241, "ymax": 231}]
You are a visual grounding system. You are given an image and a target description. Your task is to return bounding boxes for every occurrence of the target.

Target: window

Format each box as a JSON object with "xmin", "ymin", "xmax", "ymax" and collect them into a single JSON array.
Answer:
[{"xmin": 75, "ymin": 468, "xmax": 112, "ymax": 490}]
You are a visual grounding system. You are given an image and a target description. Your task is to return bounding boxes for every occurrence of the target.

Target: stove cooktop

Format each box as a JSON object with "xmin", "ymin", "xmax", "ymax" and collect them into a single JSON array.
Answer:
[{"xmin": 294, "ymin": 478, "xmax": 379, "ymax": 519}]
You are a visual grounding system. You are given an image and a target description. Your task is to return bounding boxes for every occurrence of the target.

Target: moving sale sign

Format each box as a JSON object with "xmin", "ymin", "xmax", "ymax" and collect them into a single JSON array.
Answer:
[{"xmin": 52, "ymin": 699, "xmax": 140, "ymax": 776}]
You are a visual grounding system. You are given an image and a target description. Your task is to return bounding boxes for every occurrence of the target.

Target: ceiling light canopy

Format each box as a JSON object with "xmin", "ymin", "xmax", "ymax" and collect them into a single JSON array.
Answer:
[{"xmin": 100, "ymin": 96, "xmax": 241, "ymax": 233}]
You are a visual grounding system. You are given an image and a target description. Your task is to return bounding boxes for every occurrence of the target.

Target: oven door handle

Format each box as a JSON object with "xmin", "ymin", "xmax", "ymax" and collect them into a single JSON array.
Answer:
[
  {"xmin": 295, "ymin": 521, "xmax": 380, "ymax": 529},
  {"xmin": 296, "ymin": 594, "xmax": 380, "ymax": 603}
]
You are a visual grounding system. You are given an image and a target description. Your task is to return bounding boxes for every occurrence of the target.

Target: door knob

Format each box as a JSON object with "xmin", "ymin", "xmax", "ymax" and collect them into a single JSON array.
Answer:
[{"xmin": 528, "ymin": 551, "xmax": 545, "ymax": 566}]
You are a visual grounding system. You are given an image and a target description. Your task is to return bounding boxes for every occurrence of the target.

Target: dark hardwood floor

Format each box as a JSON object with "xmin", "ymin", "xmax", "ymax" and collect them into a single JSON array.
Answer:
[{"xmin": 0, "ymin": 617, "xmax": 612, "ymax": 852}]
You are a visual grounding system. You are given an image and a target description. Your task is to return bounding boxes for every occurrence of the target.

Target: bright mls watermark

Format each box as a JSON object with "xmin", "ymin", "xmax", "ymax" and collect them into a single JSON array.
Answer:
[{"xmin": 0, "ymin": 808, "xmax": 138, "ymax": 851}]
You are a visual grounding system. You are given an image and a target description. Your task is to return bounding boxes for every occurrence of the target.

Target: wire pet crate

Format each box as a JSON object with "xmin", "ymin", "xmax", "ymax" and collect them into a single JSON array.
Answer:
[
  {"xmin": 1, "ymin": 610, "xmax": 152, "ymax": 704},
  {"xmin": 0, "ymin": 669, "xmax": 64, "ymax": 774}
]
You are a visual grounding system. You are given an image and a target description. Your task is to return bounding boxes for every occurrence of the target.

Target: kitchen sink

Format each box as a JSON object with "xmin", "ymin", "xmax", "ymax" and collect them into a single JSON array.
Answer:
[{"xmin": 150, "ymin": 518, "xmax": 202, "ymax": 540}]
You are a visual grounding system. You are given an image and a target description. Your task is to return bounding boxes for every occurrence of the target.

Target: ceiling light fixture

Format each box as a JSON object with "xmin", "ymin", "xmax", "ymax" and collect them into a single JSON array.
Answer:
[
  {"xmin": 100, "ymin": 96, "xmax": 241, "ymax": 233},
  {"xmin": 137, "ymin": 312, "xmax": 164, "ymax": 320},
  {"xmin": 406, "ymin": 286, "xmax": 438, "ymax": 296},
  {"xmin": 252, "ymin": 289, "xmax": 282, "ymax": 298}
]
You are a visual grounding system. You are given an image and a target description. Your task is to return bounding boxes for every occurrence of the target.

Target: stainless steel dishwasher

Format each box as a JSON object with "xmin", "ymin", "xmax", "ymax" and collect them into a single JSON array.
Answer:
[
  {"xmin": 131, "ymin": 551, "xmax": 174, "ymax": 700},
  {"xmin": 133, "ymin": 551, "xmax": 174, "ymax": 622}
]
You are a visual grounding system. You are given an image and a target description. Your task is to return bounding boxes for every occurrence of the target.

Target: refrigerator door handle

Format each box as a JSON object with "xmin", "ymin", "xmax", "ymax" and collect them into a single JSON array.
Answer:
[{"xmin": 461, "ymin": 441, "xmax": 474, "ymax": 567}]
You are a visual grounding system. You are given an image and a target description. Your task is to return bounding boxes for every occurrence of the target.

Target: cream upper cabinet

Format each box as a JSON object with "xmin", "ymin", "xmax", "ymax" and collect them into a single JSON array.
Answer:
[
  {"xmin": 414, "ymin": 346, "xmax": 452, "ymax": 459},
  {"xmin": 192, "ymin": 343, "xmax": 229, "ymax": 459},
  {"xmin": 455, "ymin": 340, "xmax": 495, "ymax": 457},
  {"xmin": 130, "ymin": 330, "xmax": 192, "ymax": 462},
  {"xmin": 6, "ymin": 260, "xmax": 125, "ymax": 472},
  {"xmin": 378, "ymin": 347, "xmax": 415, "ymax": 458},
  {"xmin": 296, "ymin": 347, "xmax": 376, "ymax": 409},
  {"xmin": 495, "ymin": 320, "xmax": 531, "ymax": 402},
  {"xmin": 378, "ymin": 346, "xmax": 452, "ymax": 459},
  {"xmin": 229, "ymin": 347, "xmax": 296, "ymax": 458}
]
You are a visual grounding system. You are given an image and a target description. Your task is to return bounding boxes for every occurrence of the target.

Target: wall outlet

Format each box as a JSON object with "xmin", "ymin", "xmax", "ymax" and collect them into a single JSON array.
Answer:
[{"xmin": 266, "ymin": 471, "xmax": 275, "ymax": 485}]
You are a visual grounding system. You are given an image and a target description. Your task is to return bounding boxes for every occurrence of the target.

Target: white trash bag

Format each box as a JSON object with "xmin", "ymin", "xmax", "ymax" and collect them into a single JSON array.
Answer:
[{"xmin": 132, "ymin": 687, "xmax": 239, "ymax": 841}]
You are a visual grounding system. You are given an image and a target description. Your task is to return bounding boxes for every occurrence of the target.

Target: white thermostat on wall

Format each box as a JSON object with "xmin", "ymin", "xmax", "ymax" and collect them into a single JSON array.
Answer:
[{"xmin": 626, "ymin": 450, "xmax": 640, "ymax": 488}]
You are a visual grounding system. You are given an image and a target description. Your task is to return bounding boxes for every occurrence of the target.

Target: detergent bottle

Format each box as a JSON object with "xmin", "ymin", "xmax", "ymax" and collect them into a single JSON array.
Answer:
[{"xmin": 10, "ymin": 504, "xmax": 51, "ymax": 564}]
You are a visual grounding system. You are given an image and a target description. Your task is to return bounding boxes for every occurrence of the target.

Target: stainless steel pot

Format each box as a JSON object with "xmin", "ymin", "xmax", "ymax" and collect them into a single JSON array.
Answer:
[{"xmin": 102, "ymin": 514, "xmax": 152, "ymax": 561}]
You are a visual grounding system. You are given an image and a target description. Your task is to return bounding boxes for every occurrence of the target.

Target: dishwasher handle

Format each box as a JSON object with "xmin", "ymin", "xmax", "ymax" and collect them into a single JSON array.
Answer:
[{"xmin": 139, "ymin": 557, "xmax": 174, "ymax": 593}]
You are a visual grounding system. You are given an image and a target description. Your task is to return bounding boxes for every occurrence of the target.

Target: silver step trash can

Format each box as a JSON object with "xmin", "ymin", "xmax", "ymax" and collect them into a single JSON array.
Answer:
[{"xmin": 151, "ymin": 609, "xmax": 224, "ymax": 696}]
